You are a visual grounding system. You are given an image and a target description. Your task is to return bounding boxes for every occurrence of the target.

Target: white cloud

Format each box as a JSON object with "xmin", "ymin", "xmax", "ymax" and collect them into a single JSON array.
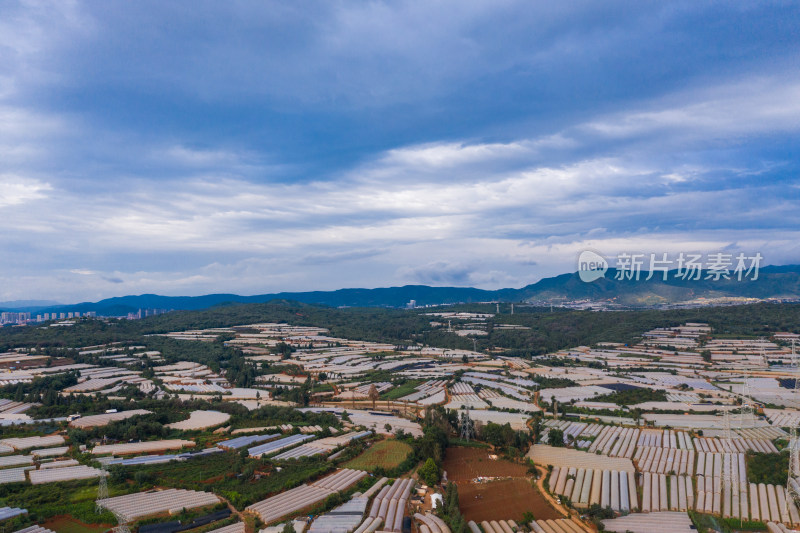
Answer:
[
  {"xmin": 0, "ymin": 2, "xmax": 798, "ymax": 300},
  {"xmin": 0, "ymin": 1, "xmax": 93, "ymax": 98},
  {"xmin": 0, "ymin": 174, "xmax": 50, "ymax": 207},
  {"xmin": 582, "ymin": 76, "xmax": 800, "ymax": 139},
  {"xmin": 382, "ymin": 141, "xmax": 530, "ymax": 169}
]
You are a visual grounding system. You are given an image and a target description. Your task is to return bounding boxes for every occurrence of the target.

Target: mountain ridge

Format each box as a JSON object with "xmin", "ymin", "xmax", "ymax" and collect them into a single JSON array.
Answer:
[{"xmin": 6, "ymin": 264, "xmax": 800, "ymax": 316}]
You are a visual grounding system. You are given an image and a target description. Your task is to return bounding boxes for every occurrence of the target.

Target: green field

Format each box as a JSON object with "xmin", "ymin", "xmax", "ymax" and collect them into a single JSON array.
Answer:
[
  {"xmin": 380, "ymin": 380, "xmax": 423, "ymax": 400},
  {"xmin": 125, "ymin": 450, "xmax": 333, "ymax": 509},
  {"xmin": 344, "ymin": 439, "xmax": 413, "ymax": 471}
]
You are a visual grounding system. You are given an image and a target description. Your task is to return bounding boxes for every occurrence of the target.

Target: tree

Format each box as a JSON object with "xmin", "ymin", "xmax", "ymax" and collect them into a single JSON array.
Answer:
[
  {"xmin": 67, "ymin": 427, "xmax": 88, "ymax": 444},
  {"xmin": 481, "ymin": 422, "xmax": 515, "ymax": 448},
  {"xmin": 530, "ymin": 415, "xmax": 542, "ymax": 442},
  {"xmin": 282, "ymin": 522, "xmax": 296, "ymax": 533},
  {"xmin": 134, "ymin": 470, "xmax": 155, "ymax": 485},
  {"xmin": 445, "ymin": 482, "xmax": 459, "ymax": 516},
  {"xmin": 368, "ymin": 384, "xmax": 380, "ymax": 409},
  {"xmin": 418, "ymin": 425, "xmax": 448, "ymax": 462},
  {"xmin": 547, "ymin": 428, "xmax": 565, "ymax": 447},
  {"xmin": 440, "ymin": 482, "xmax": 467, "ymax": 533},
  {"xmin": 419, "ymin": 457, "xmax": 440, "ymax": 486}
]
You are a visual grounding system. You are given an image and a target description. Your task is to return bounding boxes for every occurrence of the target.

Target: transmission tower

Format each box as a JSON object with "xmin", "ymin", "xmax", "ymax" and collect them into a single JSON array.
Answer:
[
  {"xmin": 96, "ymin": 466, "xmax": 108, "ymax": 513},
  {"xmin": 758, "ymin": 337, "xmax": 769, "ymax": 366},
  {"xmin": 95, "ymin": 468, "xmax": 132, "ymax": 533},
  {"xmin": 740, "ymin": 371, "xmax": 755, "ymax": 430},
  {"xmin": 111, "ymin": 511, "xmax": 131, "ymax": 533},
  {"xmin": 96, "ymin": 468, "xmax": 129, "ymax": 533},
  {"xmin": 459, "ymin": 410, "xmax": 474, "ymax": 441},
  {"xmin": 722, "ymin": 403, "xmax": 733, "ymax": 441},
  {"xmin": 722, "ymin": 403, "xmax": 735, "ymax": 521},
  {"xmin": 739, "ymin": 339, "xmax": 766, "ymax": 431},
  {"xmin": 788, "ymin": 339, "xmax": 800, "ymax": 508}
]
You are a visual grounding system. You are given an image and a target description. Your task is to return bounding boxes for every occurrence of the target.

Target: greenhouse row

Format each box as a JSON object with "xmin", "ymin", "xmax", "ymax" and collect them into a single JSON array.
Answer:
[
  {"xmin": 367, "ymin": 478, "xmax": 414, "ymax": 532},
  {"xmin": 246, "ymin": 469, "xmax": 367, "ymax": 524},
  {"xmin": 548, "ymin": 467, "xmax": 637, "ymax": 511},
  {"xmin": 98, "ymin": 488, "xmax": 221, "ymax": 521}
]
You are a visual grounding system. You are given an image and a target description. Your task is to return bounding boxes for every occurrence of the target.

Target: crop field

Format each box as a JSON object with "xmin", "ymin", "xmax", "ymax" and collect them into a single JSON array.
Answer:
[
  {"xmin": 457, "ymin": 479, "xmax": 561, "ymax": 523},
  {"xmin": 441, "ymin": 447, "xmax": 528, "ymax": 481},
  {"xmin": 344, "ymin": 439, "xmax": 413, "ymax": 471},
  {"xmin": 441, "ymin": 448, "xmax": 559, "ymax": 522},
  {"xmin": 43, "ymin": 516, "xmax": 112, "ymax": 533},
  {"xmin": 131, "ymin": 450, "xmax": 332, "ymax": 508},
  {"xmin": 380, "ymin": 380, "xmax": 423, "ymax": 400}
]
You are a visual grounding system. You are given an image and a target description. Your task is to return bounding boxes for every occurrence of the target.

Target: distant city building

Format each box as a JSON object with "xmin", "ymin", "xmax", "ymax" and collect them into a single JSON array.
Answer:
[
  {"xmin": 126, "ymin": 308, "xmax": 170, "ymax": 320},
  {"xmin": 0, "ymin": 312, "xmax": 31, "ymax": 325},
  {"xmin": 407, "ymin": 300, "xmax": 417, "ymax": 309}
]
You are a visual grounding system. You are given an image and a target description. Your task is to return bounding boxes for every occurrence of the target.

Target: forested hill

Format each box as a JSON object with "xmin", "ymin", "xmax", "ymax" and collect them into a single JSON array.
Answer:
[
  {"xmin": 6, "ymin": 264, "xmax": 800, "ymax": 315},
  {"xmin": 1, "ymin": 300, "xmax": 799, "ymax": 359}
]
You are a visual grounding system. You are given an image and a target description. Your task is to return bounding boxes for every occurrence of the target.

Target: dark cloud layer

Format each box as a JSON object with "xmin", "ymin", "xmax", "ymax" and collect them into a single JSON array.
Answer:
[{"xmin": 0, "ymin": 1, "xmax": 798, "ymax": 301}]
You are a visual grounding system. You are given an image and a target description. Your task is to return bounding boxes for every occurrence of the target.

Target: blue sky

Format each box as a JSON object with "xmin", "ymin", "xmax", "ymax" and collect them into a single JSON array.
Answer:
[{"xmin": 1, "ymin": 1, "xmax": 799, "ymax": 302}]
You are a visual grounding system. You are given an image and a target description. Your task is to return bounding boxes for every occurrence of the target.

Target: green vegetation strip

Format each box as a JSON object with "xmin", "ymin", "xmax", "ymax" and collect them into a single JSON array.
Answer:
[{"xmin": 343, "ymin": 439, "xmax": 413, "ymax": 471}]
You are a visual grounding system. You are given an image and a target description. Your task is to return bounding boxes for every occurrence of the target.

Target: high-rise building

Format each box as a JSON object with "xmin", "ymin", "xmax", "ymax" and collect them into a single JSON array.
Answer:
[{"xmin": 0, "ymin": 312, "xmax": 30, "ymax": 324}]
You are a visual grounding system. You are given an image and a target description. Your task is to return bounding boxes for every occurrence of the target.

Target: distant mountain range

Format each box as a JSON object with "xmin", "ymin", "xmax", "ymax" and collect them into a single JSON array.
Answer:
[
  {"xmin": 5, "ymin": 264, "xmax": 800, "ymax": 316},
  {"xmin": 0, "ymin": 300, "xmax": 62, "ymax": 310}
]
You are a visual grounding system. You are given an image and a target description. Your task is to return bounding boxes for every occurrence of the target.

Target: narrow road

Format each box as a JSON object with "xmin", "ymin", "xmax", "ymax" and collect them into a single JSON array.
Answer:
[{"xmin": 530, "ymin": 465, "xmax": 594, "ymax": 532}]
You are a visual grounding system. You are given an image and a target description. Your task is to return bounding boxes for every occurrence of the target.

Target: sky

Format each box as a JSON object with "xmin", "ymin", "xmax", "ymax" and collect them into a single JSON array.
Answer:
[{"xmin": 1, "ymin": 1, "xmax": 799, "ymax": 303}]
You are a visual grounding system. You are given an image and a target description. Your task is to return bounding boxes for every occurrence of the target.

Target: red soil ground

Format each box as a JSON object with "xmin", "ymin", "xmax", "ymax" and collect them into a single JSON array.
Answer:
[
  {"xmin": 457, "ymin": 478, "xmax": 562, "ymax": 523},
  {"xmin": 441, "ymin": 448, "xmax": 560, "ymax": 523}
]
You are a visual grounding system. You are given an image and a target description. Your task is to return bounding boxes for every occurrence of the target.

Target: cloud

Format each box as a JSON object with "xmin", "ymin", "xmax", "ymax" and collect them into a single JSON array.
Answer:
[
  {"xmin": 0, "ymin": 2, "xmax": 798, "ymax": 301},
  {"xmin": 581, "ymin": 77, "xmax": 800, "ymax": 140},
  {"xmin": 397, "ymin": 261, "xmax": 475, "ymax": 286},
  {"xmin": 299, "ymin": 248, "xmax": 388, "ymax": 264},
  {"xmin": 0, "ymin": 175, "xmax": 51, "ymax": 207}
]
